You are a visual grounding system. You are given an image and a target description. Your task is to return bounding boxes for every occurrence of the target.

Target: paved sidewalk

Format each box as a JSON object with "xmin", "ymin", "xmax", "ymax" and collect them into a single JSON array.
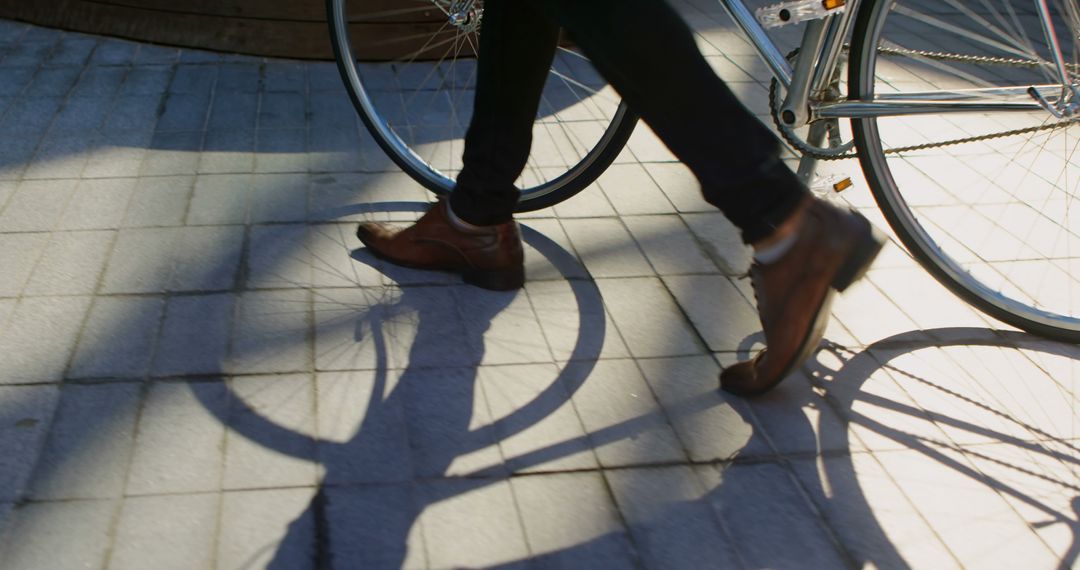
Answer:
[{"xmin": 0, "ymin": 2, "xmax": 1077, "ymax": 569}]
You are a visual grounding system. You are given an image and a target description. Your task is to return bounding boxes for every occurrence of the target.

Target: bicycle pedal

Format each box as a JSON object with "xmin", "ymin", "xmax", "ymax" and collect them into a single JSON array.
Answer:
[{"xmin": 756, "ymin": 0, "xmax": 847, "ymax": 29}]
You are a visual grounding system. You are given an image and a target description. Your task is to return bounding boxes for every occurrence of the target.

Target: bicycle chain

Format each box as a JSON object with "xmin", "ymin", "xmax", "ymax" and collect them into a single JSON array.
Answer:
[{"xmin": 770, "ymin": 45, "xmax": 1079, "ymax": 161}]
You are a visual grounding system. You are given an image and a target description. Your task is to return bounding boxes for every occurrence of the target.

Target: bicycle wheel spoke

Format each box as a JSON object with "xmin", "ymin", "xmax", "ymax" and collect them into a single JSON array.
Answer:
[{"xmin": 852, "ymin": 0, "xmax": 1080, "ymax": 337}]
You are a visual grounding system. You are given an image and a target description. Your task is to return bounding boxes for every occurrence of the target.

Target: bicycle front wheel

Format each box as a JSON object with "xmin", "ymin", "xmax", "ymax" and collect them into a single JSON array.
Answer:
[
  {"xmin": 850, "ymin": 0, "xmax": 1080, "ymax": 342},
  {"xmin": 326, "ymin": 0, "xmax": 637, "ymax": 212}
]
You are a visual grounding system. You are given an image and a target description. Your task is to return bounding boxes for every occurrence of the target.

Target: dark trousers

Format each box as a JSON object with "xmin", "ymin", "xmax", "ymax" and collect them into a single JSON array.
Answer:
[{"xmin": 448, "ymin": 0, "xmax": 807, "ymax": 244}]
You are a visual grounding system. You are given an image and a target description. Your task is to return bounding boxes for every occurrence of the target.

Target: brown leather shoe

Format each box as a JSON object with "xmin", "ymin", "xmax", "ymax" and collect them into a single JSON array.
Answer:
[
  {"xmin": 356, "ymin": 199, "xmax": 524, "ymax": 291},
  {"xmin": 720, "ymin": 197, "xmax": 885, "ymax": 397}
]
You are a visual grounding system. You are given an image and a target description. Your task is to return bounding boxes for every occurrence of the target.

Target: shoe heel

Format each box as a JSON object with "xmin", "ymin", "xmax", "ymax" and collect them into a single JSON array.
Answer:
[
  {"xmin": 463, "ymin": 266, "xmax": 525, "ymax": 291},
  {"xmin": 832, "ymin": 222, "xmax": 886, "ymax": 292}
]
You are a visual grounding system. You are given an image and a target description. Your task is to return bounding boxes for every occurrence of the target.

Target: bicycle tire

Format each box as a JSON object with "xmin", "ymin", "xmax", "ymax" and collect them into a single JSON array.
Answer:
[
  {"xmin": 849, "ymin": 0, "xmax": 1080, "ymax": 342},
  {"xmin": 325, "ymin": 0, "xmax": 638, "ymax": 212}
]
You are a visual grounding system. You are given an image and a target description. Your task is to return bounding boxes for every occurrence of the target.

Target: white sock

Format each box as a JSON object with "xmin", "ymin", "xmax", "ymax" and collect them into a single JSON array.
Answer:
[{"xmin": 753, "ymin": 231, "xmax": 797, "ymax": 264}]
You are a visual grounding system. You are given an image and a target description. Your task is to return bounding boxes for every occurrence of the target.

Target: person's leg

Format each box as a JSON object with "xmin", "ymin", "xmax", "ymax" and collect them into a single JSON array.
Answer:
[
  {"xmin": 355, "ymin": 0, "xmax": 560, "ymax": 291},
  {"xmin": 526, "ymin": 0, "xmax": 882, "ymax": 396},
  {"xmin": 526, "ymin": 0, "xmax": 805, "ymax": 244},
  {"xmin": 448, "ymin": 0, "xmax": 561, "ymax": 226}
]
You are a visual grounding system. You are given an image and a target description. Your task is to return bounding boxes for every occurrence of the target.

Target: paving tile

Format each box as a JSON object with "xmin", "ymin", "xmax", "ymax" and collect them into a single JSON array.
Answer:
[
  {"xmin": 625, "ymin": 123, "xmax": 677, "ymax": 163},
  {"xmin": 956, "ymin": 442, "xmax": 1078, "ymax": 560},
  {"xmin": 215, "ymin": 63, "xmax": 260, "ymax": 94},
  {"xmin": 479, "ymin": 363, "xmax": 597, "ymax": 473},
  {"xmin": 402, "ymin": 366, "xmax": 505, "ymax": 478},
  {"xmin": 249, "ymin": 172, "xmax": 308, "ymax": 222},
  {"xmin": 69, "ymin": 295, "xmax": 163, "ymax": 379},
  {"xmin": 256, "ymin": 128, "xmax": 308, "ymax": 173},
  {"xmin": 314, "ymin": 286, "xmax": 474, "ymax": 372},
  {"xmin": 186, "ymin": 173, "xmax": 251, "ymax": 225},
  {"xmin": 102, "ymin": 93, "xmax": 162, "ymax": 132},
  {"xmin": 451, "ymin": 286, "xmax": 550, "ymax": 365},
  {"xmin": 867, "ymin": 266, "xmax": 994, "ymax": 339},
  {"xmin": 24, "ymin": 65, "xmax": 80, "ymax": 97},
  {"xmin": 418, "ymin": 478, "xmax": 530, "ymax": 568},
  {"xmin": 307, "ymin": 223, "xmax": 383, "ymax": 288},
  {"xmin": 70, "ymin": 65, "xmax": 126, "ymax": 98},
  {"xmin": 82, "ymin": 130, "xmax": 151, "ymax": 178},
  {"xmin": 519, "ymin": 218, "xmax": 588, "ymax": 281},
  {"xmin": 122, "ymin": 175, "xmax": 194, "ymax": 227},
  {"xmin": 636, "ymin": 355, "xmax": 759, "ymax": 461},
  {"xmin": 247, "ymin": 224, "xmax": 313, "ymax": 289},
  {"xmin": 552, "ymin": 184, "xmax": 617, "ymax": 218},
  {"xmin": 30, "ymin": 383, "xmax": 140, "ymax": 499},
  {"xmin": 0, "ymin": 136, "xmax": 40, "ymax": 179},
  {"xmin": 0, "ymin": 233, "xmax": 49, "ymax": 297},
  {"xmin": 133, "ymin": 44, "xmax": 179, "ymax": 64},
  {"xmin": 831, "ymin": 278, "xmax": 923, "ymax": 346},
  {"xmin": 126, "ymin": 381, "xmax": 227, "ymax": 494},
  {"xmin": 0, "ymin": 96, "xmax": 63, "ymax": 134},
  {"xmin": 605, "ymin": 466, "xmax": 741, "ymax": 567},
  {"xmin": 525, "ymin": 279, "xmax": 630, "ymax": 361},
  {"xmin": 110, "ymin": 493, "xmax": 219, "ymax": 570},
  {"xmin": 168, "ymin": 64, "xmax": 216, "ymax": 95},
  {"xmin": 625, "ymin": 214, "xmax": 718, "ymax": 274},
  {"xmin": 0, "ymin": 39, "xmax": 57, "ymax": 69},
  {"xmin": 0, "ymin": 385, "xmax": 60, "ymax": 502},
  {"xmin": 45, "ymin": 37, "xmax": 96, "ymax": 67},
  {"xmin": 168, "ymin": 225, "xmax": 244, "ymax": 291},
  {"xmin": 208, "ymin": 92, "xmax": 258, "ymax": 132},
  {"xmin": 596, "ymin": 277, "xmax": 704, "ymax": 358},
  {"xmin": 199, "ymin": 129, "xmax": 256, "ymax": 174},
  {"xmin": 224, "ymin": 375, "xmax": 318, "ymax": 489},
  {"xmin": 219, "ymin": 488, "xmax": 317, "ymax": 570},
  {"xmin": 152, "ymin": 294, "xmax": 234, "ymax": 376},
  {"xmin": 877, "ymin": 447, "xmax": 1058, "ymax": 568},
  {"xmin": 50, "ymin": 96, "xmax": 112, "ymax": 132},
  {"xmin": 696, "ymin": 462, "xmax": 850, "ymax": 569},
  {"xmin": 316, "ymin": 370, "xmax": 413, "ymax": 484},
  {"xmin": 325, "ymin": 484, "xmax": 426, "ymax": 569},
  {"xmin": 0, "ymin": 296, "xmax": 92, "ymax": 384},
  {"xmin": 22, "ymin": 230, "xmax": 112, "ymax": 297},
  {"xmin": 0, "ymin": 179, "xmax": 77, "ymax": 232},
  {"xmin": 308, "ymin": 127, "xmax": 365, "ymax": 173},
  {"xmin": 260, "ymin": 92, "xmax": 307, "ymax": 129},
  {"xmin": 22, "ymin": 133, "xmax": 92, "ymax": 179},
  {"xmin": 663, "ymin": 274, "xmax": 759, "ymax": 352},
  {"xmin": 139, "ymin": 130, "xmax": 202, "ymax": 176},
  {"xmin": 57, "ymin": 177, "xmax": 136, "ymax": 230},
  {"xmin": 89, "ymin": 39, "xmax": 137, "ymax": 66},
  {"xmin": 0, "ymin": 499, "xmax": 115, "ymax": 570},
  {"xmin": 510, "ymin": 472, "xmax": 636, "ymax": 566},
  {"xmin": 566, "ymin": 359, "xmax": 687, "ymax": 466},
  {"xmin": 0, "ymin": 67, "xmax": 35, "ymax": 96},
  {"xmin": 100, "ymin": 227, "xmax": 180, "ymax": 293},
  {"xmin": 597, "ymin": 163, "xmax": 676, "ymax": 216},
  {"xmin": 156, "ymin": 92, "xmax": 210, "ymax": 131},
  {"xmin": 682, "ymin": 210, "xmax": 751, "ymax": 275},
  {"xmin": 789, "ymin": 453, "xmax": 958, "ymax": 569},
  {"xmin": 227, "ymin": 289, "xmax": 311, "ymax": 375},
  {"xmin": 560, "ymin": 217, "xmax": 653, "ymax": 277},
  {"xmin": 117, "ymin": 65, "xmax": 171, "ymax": 96},
  {"xmin": 308, "ymin": 172, "xmax": 428, "ymax": 223}
]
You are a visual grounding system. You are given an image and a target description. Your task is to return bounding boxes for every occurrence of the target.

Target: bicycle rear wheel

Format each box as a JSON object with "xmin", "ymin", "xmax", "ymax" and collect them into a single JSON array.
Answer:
[
  {"xmin": 850, "ymin": 0, "xmax": 1080, "ymax": 342},
  {"xmin": 326, "ymin": 0, "xmax": 638, "ymax": 211}
]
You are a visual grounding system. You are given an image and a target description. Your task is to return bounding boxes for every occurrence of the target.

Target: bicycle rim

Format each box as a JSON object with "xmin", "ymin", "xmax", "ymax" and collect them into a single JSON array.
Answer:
[
  {"xmin": 326, "ymin": 0, "xmax": 637, "ymax": 211},
  {"xmin": 850, "ymin": 0, "xmax": 1080, "ymax": 342}
]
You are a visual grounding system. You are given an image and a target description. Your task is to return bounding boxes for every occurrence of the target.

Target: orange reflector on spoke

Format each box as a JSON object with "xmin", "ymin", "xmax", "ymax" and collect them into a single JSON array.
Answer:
[
  {"xmin": 822, "ymin": 0, "xmax": 846, "ymax": 10},
  {"xmin": 832, "ymin": 177, "xmax": 853, "ymax": 193}
]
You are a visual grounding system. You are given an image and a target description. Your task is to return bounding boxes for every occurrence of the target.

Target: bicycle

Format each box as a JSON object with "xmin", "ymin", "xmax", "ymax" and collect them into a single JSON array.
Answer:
[{"xmin": 326, "ymin": 0, "xmax": 1080, "ymax": 342}]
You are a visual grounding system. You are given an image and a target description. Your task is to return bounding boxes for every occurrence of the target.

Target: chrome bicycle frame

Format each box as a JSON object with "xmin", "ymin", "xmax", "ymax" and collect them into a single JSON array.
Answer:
[{"xmin": 717, "ymin": 0, "xmax": 1077, "ymax": 123}]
